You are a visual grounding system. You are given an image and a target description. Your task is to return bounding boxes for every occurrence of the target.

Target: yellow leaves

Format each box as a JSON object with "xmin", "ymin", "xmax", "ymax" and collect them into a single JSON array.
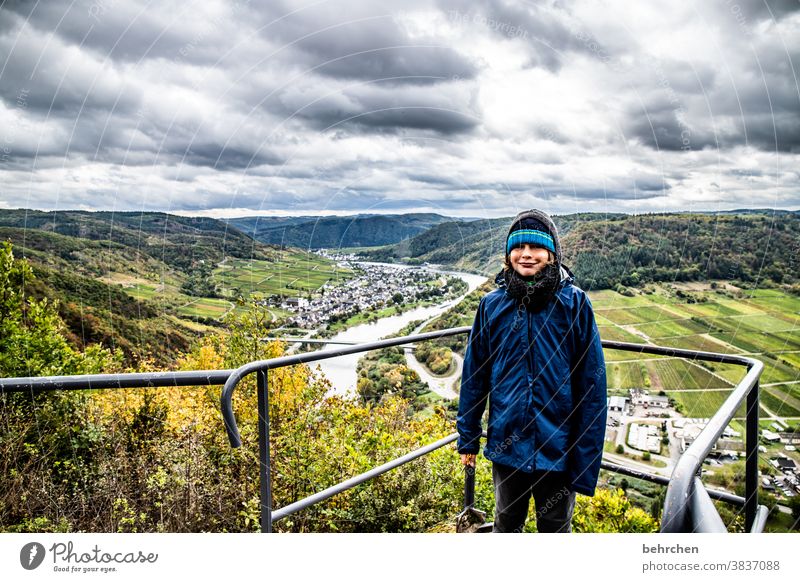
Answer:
[
  {"xmin": 572, "ymin": 488, "xmax": 659, "ymax": 533},
  {"xmin": 176, "ymin": 336, "xmax": 225, "ymax": 371}
]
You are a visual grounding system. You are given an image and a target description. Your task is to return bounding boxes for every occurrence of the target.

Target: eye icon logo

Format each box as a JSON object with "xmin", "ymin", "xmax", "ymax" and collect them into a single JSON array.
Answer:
[{"xmin": 20, "ymin": 542, "xmax": 46, "ymax": 570}]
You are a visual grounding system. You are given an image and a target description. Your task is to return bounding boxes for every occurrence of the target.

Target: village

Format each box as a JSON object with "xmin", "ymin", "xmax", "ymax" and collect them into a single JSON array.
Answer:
[
  {"xmin": 606, "ymin": 389, "xmax": 800, "ymax": 501},
  {"xmin": 267, "ymin": 251, "xmax": 465, "ymax": 330}
]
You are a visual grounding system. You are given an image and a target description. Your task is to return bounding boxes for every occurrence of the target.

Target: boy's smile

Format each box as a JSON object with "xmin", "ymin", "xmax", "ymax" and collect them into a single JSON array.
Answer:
[{"xmin": 509, "ymin": 244, "xmax": 551, "ymax": 277}]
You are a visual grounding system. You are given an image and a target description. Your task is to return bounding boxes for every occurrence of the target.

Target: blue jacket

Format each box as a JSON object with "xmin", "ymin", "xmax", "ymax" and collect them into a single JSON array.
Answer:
[{"xmin": 456, "ymin": 267, "xmax": 607, "ymax": 496}]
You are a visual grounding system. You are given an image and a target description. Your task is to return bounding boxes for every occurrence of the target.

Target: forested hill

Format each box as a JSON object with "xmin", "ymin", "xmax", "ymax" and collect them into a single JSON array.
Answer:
[
  {"xmin": 364, "ymin": 210, "xmax": 800, "ymax": 290},
  {"xmin": 0, "ymin": 209, "xmax": 280, "ymax": 365},
  {"xmin": 226, "ymin": 213, "xmax": 454, "ymax": 249},
  {"xmin": 0, "ymin": 209, "xmax": 274, "ymax": 271}
]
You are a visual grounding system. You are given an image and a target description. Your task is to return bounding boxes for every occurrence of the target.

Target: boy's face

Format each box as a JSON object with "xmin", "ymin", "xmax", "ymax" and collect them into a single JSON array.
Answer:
[{"xmin": 509, "ymin": 244, "xmax": 551, "ymax": 277}]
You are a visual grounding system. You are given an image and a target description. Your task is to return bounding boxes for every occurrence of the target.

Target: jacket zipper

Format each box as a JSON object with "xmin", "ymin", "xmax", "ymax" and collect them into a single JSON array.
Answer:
[{"xmin": 526, "ymin": 306, "xmax": 536, "ymax": 471}]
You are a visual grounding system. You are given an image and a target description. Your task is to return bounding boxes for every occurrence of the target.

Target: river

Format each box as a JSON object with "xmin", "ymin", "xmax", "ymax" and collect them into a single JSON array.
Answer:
[{"xmin": 311, "ymin": 263, "xmax": 486, "ymax": 396}]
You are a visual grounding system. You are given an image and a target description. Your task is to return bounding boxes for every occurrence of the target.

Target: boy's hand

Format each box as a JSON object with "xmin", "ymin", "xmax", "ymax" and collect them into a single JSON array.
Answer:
[{"xmin": 460, "ymin": 454, "xmax": 477, "ymax": 467}]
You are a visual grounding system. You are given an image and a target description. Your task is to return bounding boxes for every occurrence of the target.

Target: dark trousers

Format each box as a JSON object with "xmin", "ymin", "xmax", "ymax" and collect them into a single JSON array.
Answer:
[{"xmin": 492, "ymin": 462, "xmax": 576, "ymax": 533}]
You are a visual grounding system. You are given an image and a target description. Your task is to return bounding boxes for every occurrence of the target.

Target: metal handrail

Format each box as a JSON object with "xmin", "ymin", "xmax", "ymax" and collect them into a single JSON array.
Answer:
[
  {"xmin": 219, "ymin": 326, "xmax": 472, "ymax": 447},
  {"xmin": 0, "ymin": 330, "xmax": 764, "ymax": 533}
]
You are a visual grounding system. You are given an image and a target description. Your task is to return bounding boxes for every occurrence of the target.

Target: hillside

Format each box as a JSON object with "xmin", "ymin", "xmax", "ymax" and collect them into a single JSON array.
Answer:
[
  {"xmin": 0, "ymin": 210, "xmax": 316, "ymax": 365},
  {"xmin": 226, "ymin": 213, "xmax": 454, "ymax": 249},
  {"xmin": 0, "ymin": 209, "xmax": 274, "ymax": 271},
  {"xmin": 364, "ymin": 211, "xmax": 800, "ymax": 290}
]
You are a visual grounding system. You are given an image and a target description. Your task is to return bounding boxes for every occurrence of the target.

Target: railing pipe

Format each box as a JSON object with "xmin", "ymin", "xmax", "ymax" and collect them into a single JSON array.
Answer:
[
  {"xmin": 660, "ymin": 356, "xmax": 763, "ymax": 532},
  {"xmin": 463, "ymin": 465, "xmax": 476, "ymax": 509},
  {"xmin": 0, "ymin": 370, "xmax": 233, "ymax": 393},
  {"xmin": 270, "ymin": 433, "xmax": 459, "ymax": 524},
  {"xmin": 750, "ymin": 505, "xmax": 769, "ymax": 533},
  {"xmin": 601, "ymin": 461, "xmax": 749, "ymax": 507},
  {"xmin": 745, "ymin": 380, "xmax": 760, "ymax": 532},
  {"xmin": 256, "ymin": 370, "xmax": 273, "ymax": 533},
  {"xmin": 689, "ymin": 476, "xmax": 728, "ymax": 533},
  {"xmin": 220, "ymin": 327, "xmax": 471, "ymax": 447}
]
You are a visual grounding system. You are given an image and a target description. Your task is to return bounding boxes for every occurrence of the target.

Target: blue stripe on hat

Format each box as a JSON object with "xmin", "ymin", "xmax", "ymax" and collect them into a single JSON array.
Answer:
[{"xmin": 506, "ymin": 229, "xmax": 555, "ymax": 254}]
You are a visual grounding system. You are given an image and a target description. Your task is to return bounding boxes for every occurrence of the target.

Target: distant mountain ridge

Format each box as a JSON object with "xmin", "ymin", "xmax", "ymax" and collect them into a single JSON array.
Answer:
[
  {"xmin": 363, "ymin": 210, "xmax": 800, "ymax": 290},
  {"xmin": 225, "ymin": 213, "xmax": 454, "ymax": 249},
  {"xmin": 0, "ymin": 209, "xmax": 274, "ymax": 271}
]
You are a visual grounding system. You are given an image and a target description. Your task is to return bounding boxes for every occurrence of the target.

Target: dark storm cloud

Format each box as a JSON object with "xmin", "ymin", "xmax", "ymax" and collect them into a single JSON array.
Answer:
[
  {"xmin": 182, "ymin": 142, "xmax": 283, "ymax": 170},
  {"xmin": 620, "ymin": 10, "xmax": 800, "ymax": 155},
  {"xmin": 272, "ymin": 78, "xmax": 480, "ymax": 135},
  {"xmin": 623, "ymin": 103, "xmax": 716, "ymax": 152},
  {"xmin": 303, "ymin": 43, "xmax": 478, "ymax": 84},
  {"xmin": 438, "ymin": 0, "xmax": 621, "ymax": 72},
  {"xmin": 1, "ymin": 0, "xmax": 227, "ymax": 65},
  {"xmin": 1, "ymin": 0, "xmax": 798, "ymax": 215},
  {"xmin": 0, "ymin": 10, "xmax": 143, "ymax": 117},
  {"xmin": 561, "ymin": 185, "xmax": 668, "ymax": 201},
  {"xmin": 733, "ymin": 0, "xmax": 800, "ymax": 21},
  {"xmin": 251, "ymin": 1, "xmax": 478, "ymax": 84},
  {"xmin": 625, "ymin": 78, "xmax": 800, "ymax": 153},
  {"xmin": 294, "ymin": 101, "xmax": 477, "ymax": 134},
  {"xmin": 0, "ymin": 0, "xmax": 481, "ymax": 175},
  {"xmin": 407, "ymin": 172, "xmax": 461, "ymax": 187}
]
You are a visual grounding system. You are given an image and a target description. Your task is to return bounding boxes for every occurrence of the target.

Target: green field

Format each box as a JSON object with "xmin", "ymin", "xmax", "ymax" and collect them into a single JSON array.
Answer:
[
  {"xmin": 606, "ymin": 361, "xmax": 647, "ymax": 390},
  {"xmin": 128, "ymin": 283, "xmax": 160, "ymax": 300},
  {"xmin": 653, "ymin": 334, "xmax": 737, "ymax": 355},
  {"xmin": 646, "ymin": 359, "xmax": 732, "ymax": 391},
  {"xmin": 667, "ymin": 389, "xmax": 754, "ymax": 419},
  {"xmin": 634, "ymin": 318, "xmax": 711, "ymax": 339},
  {"xmin": 176, "ymin": 297, "xmax": 233, "ymax": 319},
  {"xmin": 760, "ymin": 387, "xmax": 800, "ymax": 417},
  {"xmin": 590, "ymin": 285, "xmax": 800, "ymax": 422},
  {"xmin": 214, "ymin": 251, "xmax": 353, "ymax": 298}
]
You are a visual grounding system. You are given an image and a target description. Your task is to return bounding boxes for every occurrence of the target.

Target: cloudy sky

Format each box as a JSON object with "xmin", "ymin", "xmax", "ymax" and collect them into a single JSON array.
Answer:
[{"xmin": 0, "ymin": 0, "xmax": 798, "ymax": 218}]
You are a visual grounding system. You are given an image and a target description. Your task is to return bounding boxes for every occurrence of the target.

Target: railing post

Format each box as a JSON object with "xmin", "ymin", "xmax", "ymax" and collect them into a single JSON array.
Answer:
[
  {"xmin": 464, "ymin": 464, "xmax": 475, "ymax": 509},
  {"xmin": 745, "ymin": 380, "xmax": 759, "ymax": 532},
  {"xmin": 257, "ymin": 370, "xmax": 273, "ymax": 533}
]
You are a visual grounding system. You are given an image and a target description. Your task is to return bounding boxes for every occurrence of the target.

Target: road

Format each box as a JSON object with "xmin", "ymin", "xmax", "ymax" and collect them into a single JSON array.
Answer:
[{"xmin": 403, "ymin": 319, "xmax": 463, "ymax": 399}]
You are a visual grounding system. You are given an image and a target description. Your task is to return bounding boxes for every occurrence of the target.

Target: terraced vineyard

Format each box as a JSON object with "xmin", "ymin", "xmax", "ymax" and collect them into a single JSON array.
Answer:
[
  {"xmin": 592, "ymin": 284, "xmax": 800, "ymax": 422},
  {"xmin": 214, "ymin": 250, "xmax": 353, "ymax": 298}
]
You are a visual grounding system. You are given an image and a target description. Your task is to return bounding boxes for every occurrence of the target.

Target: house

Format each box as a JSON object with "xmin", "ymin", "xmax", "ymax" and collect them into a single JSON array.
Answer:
[
  {"xmin": 779, "ymin": 432, "xmax": 800, "ymax": 445},
  {"xmin": 608, "ymin": 396, "xmax": 628, "ymax": 412},
  {"xmin": 771, "ymin": 457, "xmax": 798, "ymax": 474},
  {"xmin": 629, "ymin": 389, "xmax": 669, "ymax": 409},
  {"xmin": 643, "ymin": 394, "xmax": 670, "ymax": 409},
  {"xmin": 627, "ymin": 423, "xmax": 661, "ymax": 453},
  {"xmin": 676, "ymin": 421, "xmax": 744, "ymax": 454}
]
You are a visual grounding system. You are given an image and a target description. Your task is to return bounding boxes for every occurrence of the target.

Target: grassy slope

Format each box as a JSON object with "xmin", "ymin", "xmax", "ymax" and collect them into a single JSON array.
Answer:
[{"xmin": 0, "ymin": 212, "xmax": 350, "ymax": 366}]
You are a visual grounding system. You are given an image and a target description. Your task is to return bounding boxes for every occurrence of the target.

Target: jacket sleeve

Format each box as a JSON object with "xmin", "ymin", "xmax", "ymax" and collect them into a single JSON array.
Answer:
[
  {"xmin": 567, "ymin": 292, "xmax": 607, "ymax": 496},
  {"xmin": 456, "ymin": 296, "xmax": 491, "ymax": 454}
]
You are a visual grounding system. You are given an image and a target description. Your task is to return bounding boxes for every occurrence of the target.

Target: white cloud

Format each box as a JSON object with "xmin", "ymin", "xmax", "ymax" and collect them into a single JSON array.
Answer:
[{"xmin": 0, "ymin": 0, "xmax": 797, "ymax": 217}]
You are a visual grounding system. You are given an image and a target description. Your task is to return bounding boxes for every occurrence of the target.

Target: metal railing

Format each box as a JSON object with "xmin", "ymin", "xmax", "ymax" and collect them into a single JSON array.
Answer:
[{"xmin": 0, "ymin": 328, "xmax": 765, "ymax": 533}]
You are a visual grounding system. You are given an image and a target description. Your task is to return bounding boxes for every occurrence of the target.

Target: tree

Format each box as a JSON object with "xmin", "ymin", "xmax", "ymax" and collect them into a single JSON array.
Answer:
[
  {"xmin": 0, "ymin": 241, "xmax": 120, "ymax": 377},
  {"xmin": 1, "ymin": 241, "xmax": 122, "ymax": 532},
  {"xmin": 789, "ymin": 496, "xmax": 800, "ymax": 524}
]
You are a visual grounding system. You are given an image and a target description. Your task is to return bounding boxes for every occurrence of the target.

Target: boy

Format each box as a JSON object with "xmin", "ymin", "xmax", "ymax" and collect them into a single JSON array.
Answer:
[{"xmin": 456, "ymin": 209, "xmax": 607, "ymax": 533}]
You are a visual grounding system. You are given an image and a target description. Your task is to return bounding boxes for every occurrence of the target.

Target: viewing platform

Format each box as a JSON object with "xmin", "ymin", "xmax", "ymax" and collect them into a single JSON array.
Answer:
[{"xmin": 0, "ymin": 327, "xmax": 766, "ymax": 533}]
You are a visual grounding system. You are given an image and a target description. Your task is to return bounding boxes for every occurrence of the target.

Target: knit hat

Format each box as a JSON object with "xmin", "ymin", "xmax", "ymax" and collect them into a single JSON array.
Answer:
[{"xmin": 505, "ymin": 209, "xmax": 561, "ymax": 262}]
